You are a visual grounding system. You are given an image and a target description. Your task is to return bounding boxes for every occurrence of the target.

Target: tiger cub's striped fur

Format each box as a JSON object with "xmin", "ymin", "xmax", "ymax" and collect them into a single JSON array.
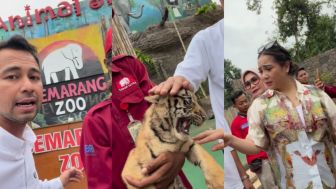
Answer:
[{"xmin": 122, "ymin": 90, "xmax": 224, "ymax": 189}]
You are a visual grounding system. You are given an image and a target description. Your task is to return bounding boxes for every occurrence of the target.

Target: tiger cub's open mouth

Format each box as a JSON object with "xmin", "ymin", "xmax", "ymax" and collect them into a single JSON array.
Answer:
[{"xmin": 177, "ymin": 118, "xmax": 192, "ymax": 134}]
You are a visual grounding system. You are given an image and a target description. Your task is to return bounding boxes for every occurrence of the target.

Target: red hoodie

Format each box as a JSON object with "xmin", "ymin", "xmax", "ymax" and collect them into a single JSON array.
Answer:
[
  {"xmin": 80, "ymin": 55, "xmax": 192, "ymax": 189},
  {"xmin": 324, "ymin": 85, "xmax": 336, "ymax": 98}
]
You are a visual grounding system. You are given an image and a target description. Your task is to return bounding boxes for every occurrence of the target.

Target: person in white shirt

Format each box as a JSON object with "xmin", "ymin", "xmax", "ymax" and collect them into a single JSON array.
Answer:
[
  {"xmin": 0, "ymin": 35, "xmax": 83, "ymax": 189},
  {"xmin": 126, "ymin": 1, "xmax": 244, "ymax": 188}
]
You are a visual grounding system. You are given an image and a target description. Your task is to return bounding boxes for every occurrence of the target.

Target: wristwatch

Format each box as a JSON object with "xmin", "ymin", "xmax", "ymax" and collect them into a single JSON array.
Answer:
[{"xmin": 241, "ymin": 175, "xmax": 250, "ymax": 181}]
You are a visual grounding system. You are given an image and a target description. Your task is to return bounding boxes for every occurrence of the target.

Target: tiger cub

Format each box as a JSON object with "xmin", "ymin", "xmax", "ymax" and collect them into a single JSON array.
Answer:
[{"xmin": 122, "ymin": 90, "xmax": 224, "ymax": 189}]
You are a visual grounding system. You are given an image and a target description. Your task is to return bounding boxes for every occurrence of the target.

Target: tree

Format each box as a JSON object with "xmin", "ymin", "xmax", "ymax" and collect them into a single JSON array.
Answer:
[
  {"xmin": 246, "ymin": 0, "xmax": 262, "ymax": 14},
  {"xmin": 246, "ymin": 0, "xmax": 336, "ymax": 62},
  {"xmin": 294, "ymin": 15, "xmax": 336, "ymax": 61},
  {"xmin": 224, "ymin": 59, "xmax": 241, "ymax": 108},
  {"xmin": 246, "ymin": 0, "xmax": 336, "ymax": 15}
]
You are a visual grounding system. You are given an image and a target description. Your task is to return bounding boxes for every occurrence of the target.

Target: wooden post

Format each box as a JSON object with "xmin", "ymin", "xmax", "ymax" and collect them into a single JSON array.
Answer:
[{"xmin": 112, "ymin": 8, "xmax": 136, "ymax": 57}]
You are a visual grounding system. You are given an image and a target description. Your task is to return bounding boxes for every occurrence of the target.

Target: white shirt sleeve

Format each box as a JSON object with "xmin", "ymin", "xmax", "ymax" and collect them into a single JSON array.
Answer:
[
  {"xmin": 36, "ymin": 177, "xmax": 63, "ymax": 189},
  {"xmin": 174, "ymin": 31, "xmax": 210, "ymax": 91}
]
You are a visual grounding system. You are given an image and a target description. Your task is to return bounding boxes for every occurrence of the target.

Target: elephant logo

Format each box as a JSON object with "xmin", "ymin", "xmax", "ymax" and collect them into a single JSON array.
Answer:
[
  {"xmin": 119, "ymin": 77, "xmax": 130, "ymax": 88},
  {"xmin": 116, "ymin": 76, "xmax": 137, "ymax": 91},
  {"xmin": 42, "ymin": 43, "xmax": 84, "ymax": 85}
]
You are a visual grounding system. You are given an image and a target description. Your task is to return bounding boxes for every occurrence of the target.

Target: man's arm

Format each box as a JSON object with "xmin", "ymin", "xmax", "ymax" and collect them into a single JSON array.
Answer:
[
  {"xmin": 314, "ymin": 79, "xmax": 336, "ymax": 98},
  {"xmin": 149, "ymin": 31, "xmax": 209, "ymax": 96},
  {"xmin": 324, "ymin": 85, "xmax": 336, "ymax": 98},
  {"xmin": 173, "ymin": 31, "xmax": 210, "ymax": 91},
  {"xmin": 35, "ymin": 168, "xmax": 83, "ymax": 189},
  {"xmin": 35, "ymin": 177, "xmax": 63, "ymax": 189},
  {"xmin": 319, "ymin": 89, "xmax": 336, "ymax": 132}
]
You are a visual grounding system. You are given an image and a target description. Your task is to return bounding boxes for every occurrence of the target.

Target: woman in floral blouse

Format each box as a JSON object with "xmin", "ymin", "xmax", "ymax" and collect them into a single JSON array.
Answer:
[{"xmin": 224, "ymin": 41, "xmax": 336, "ymax": 189}]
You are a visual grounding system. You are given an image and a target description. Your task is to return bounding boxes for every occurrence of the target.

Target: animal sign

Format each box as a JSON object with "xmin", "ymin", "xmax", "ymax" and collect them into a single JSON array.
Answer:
[{"xmin": 42, "ymin": 43, "xmax": 84, "ymax": 84}]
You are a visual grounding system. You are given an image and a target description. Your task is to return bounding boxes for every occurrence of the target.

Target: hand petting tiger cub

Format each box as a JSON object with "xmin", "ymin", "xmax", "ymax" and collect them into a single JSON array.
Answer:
[{"xmin": 122, "ymin": 90, "xmax": 224, "ymax": 189}]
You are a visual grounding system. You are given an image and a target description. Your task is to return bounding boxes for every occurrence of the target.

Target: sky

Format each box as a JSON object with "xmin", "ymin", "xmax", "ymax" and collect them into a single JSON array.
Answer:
[{"xmin": 224, "ymin": 0, "xmax": 277, "ymax": 72}]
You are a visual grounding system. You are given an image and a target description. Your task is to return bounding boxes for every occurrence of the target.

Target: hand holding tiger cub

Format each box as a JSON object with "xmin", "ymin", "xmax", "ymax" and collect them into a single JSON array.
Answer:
[
  {"xmin": 148, "ymin": 76, "xmax": 194, "ymax": 96},
  {"xmin": 122, "ymin": 90, "xmax": 224, "ymax": 189},
  {"xmin": 124, "ymin": 151, "xmax": 185, "ymax": 189}
]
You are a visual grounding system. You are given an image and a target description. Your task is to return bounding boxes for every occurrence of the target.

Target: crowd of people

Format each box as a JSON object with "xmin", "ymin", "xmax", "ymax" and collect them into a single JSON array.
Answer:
[{"xmin": 199, "ymin": 40, "xmax": 336, "ymax": 189}]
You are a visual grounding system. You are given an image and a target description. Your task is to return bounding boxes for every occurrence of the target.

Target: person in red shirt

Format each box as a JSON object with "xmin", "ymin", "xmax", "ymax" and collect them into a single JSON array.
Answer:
[
  {"xmin": 230, "ymin": 90, "xmax": 277, "ymax": 189},
  {"xmin": 80, "ymin": 26, "xmax": 192, "ymax": 189},
  {"xmin": 296, "ymin": 67, "xmax": 336, "ymax": 98},
  {"xmin": 230, "ymin": 91, "xmax": 268, "ymax": 165},
  {"xmin": 317, "ymin": 83, "xmax": 336, "ymax": 98}
]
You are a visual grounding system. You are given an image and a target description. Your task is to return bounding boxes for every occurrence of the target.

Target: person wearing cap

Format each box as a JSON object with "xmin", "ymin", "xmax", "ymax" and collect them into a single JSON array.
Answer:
[{"xmin": 80, "ymin": 26, "xmax": 192, "ymax": 188}]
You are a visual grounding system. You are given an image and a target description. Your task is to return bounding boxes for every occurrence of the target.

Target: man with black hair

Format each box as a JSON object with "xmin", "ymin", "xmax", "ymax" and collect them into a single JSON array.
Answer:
[
  {"xmin": 0, "ymin": 35, "xmax": 82, "ymax": 188},
  {"xmin": 230, "ymin": 91, "xmax": 276, "ymax": 189},
  {"xmin": 230, "ymin": 91, "xmax": 255, "ymax": 189},
  {"xmin": 296, "ymin": 67, "xmax": 309, "ymax": 85},
  {"xmin": 296, "ymin": 67, "xmax": 336, "ymax": 98}
]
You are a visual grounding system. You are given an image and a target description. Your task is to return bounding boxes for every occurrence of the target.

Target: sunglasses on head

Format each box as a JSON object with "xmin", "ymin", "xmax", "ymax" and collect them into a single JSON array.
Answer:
[
  {"xmin": 258, "ymin": 40, "xmax": 281, "ymax": 54},
  {"xmin": 244, "ymin": 76, "xmax": 260, "ymax": 90},
  {"xmin": 257, "ymin": 40, "xmax": 289, "ymax": 54}
]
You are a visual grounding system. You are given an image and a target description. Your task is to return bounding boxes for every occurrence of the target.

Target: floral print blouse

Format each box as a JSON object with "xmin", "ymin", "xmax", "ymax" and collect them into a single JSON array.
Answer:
[{"xmin": 247, "ymin": 80, "xmax": 336, "ymax": 189}]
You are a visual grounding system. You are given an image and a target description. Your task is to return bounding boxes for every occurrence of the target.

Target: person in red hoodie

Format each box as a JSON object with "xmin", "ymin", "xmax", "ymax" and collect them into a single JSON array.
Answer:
[
  {"xmin": 80, "ymin": 26, "xmax": 192, "ymax": 188},
  {"xmin": 296, "ymin": 67, "xmax": 336, "ymax": 98}
]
